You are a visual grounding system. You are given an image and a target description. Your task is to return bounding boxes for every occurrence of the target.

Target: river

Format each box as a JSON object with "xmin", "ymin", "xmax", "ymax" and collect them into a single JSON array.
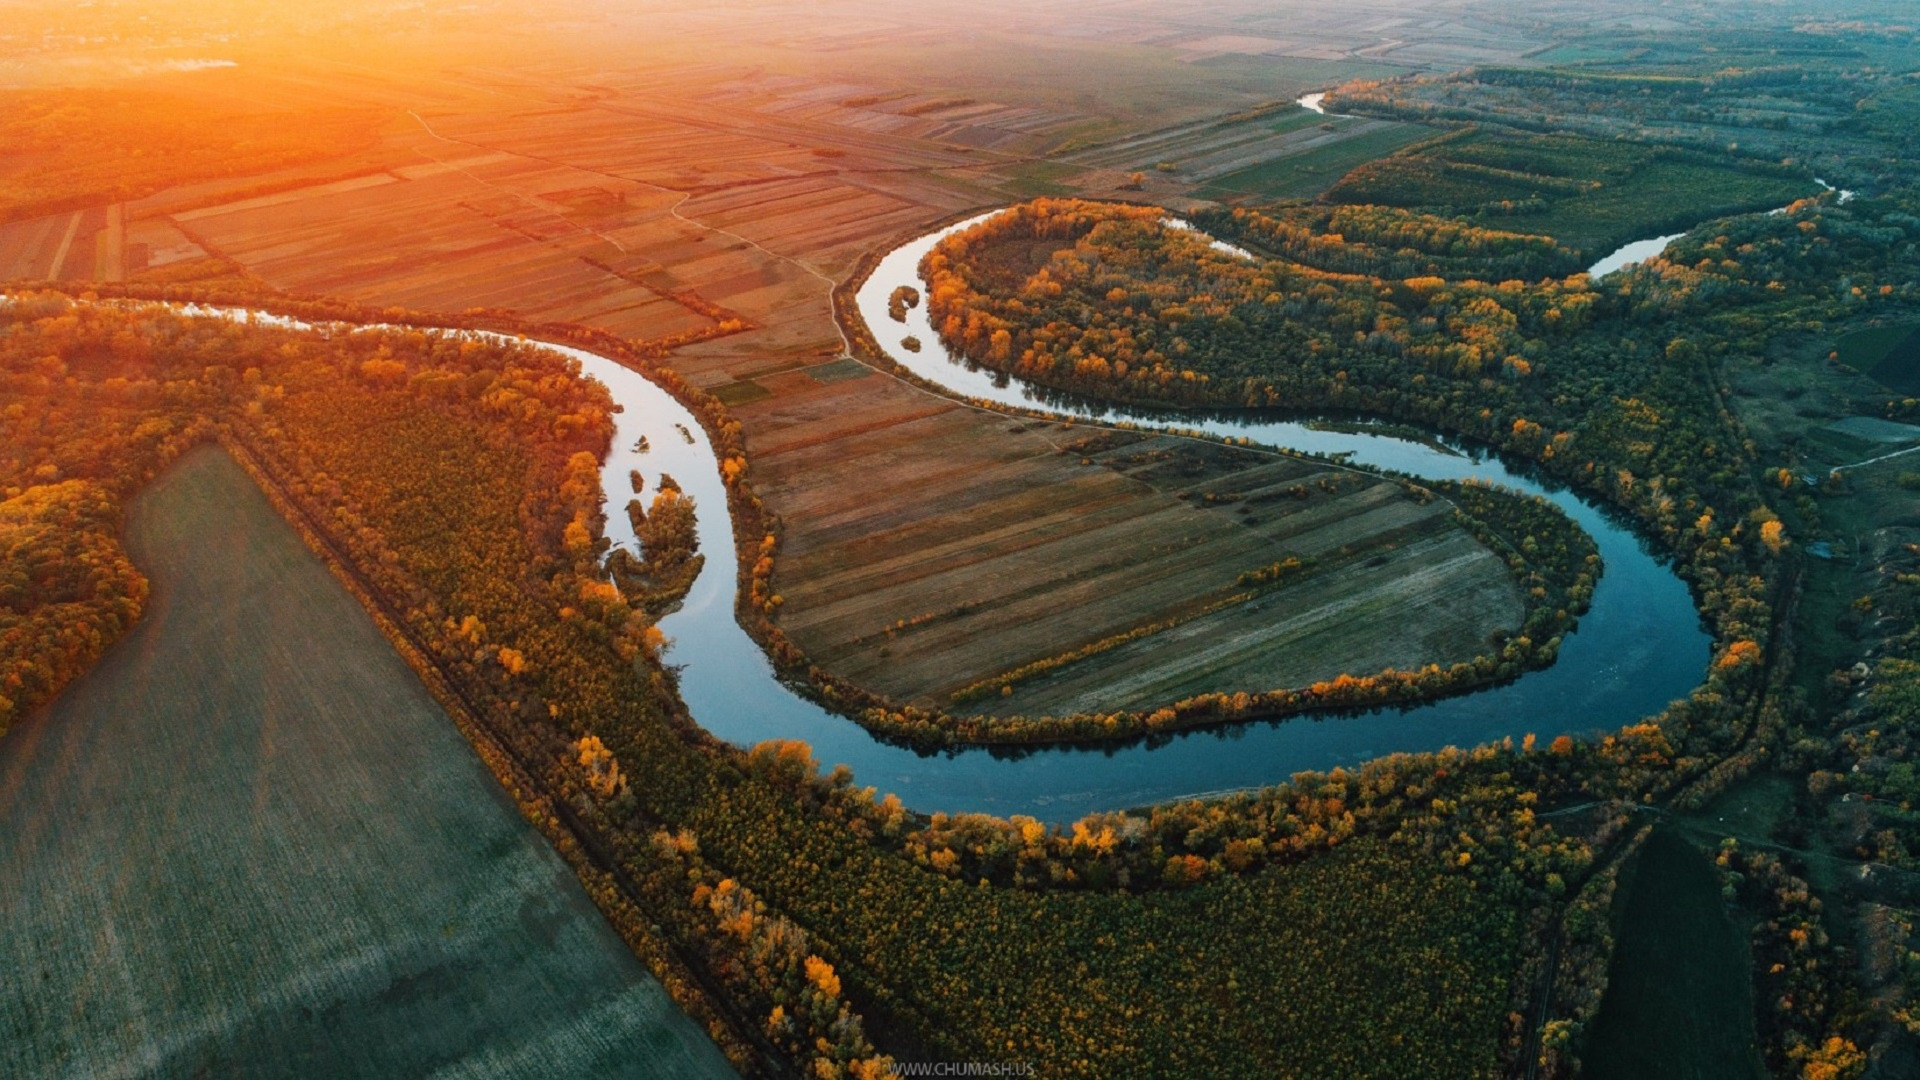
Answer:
[{"xmin": 180, "ymin": 208, "xmax": 1711, "ymax": 823}]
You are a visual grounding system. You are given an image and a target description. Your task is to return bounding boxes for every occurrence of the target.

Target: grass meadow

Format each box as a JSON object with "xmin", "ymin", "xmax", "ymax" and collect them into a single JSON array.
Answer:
[
  {"xmin": 1202, "ymin": 123, "xmax": 1437, "ymax": 201},
  {"xmin": 1323, "ymin": 130, "xmax": 1817, "ymax": 255},
  {"xmin": 1835, "ymin": 322, "xmax": 1920, "ymax": 395}
]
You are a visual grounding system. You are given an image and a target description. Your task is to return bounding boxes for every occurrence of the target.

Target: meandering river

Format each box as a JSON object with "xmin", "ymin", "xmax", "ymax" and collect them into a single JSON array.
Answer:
[
  {"xmin": 186, "ymin": 208, "xmax": 1712, "ymax": 822},
  {"xmin": 817, "ymin": 215, "xmax": 1709, "ymax": 818}
]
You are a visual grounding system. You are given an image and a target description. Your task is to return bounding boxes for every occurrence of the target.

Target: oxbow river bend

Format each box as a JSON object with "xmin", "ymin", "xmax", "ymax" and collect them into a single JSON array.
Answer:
[{"xmin": 191, "ymin": 211, "xmax": 1711, "ymax": 822}]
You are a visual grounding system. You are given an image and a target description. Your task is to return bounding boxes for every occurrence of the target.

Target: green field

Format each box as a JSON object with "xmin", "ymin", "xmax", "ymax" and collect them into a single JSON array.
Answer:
[
  {"xmin": 0, "ymin": 446, "xmax": 733, "ymax": 1079},
  {"xmin": 1524, "ymin": 160, "xmax": 1814, "ymax": 254},
  {"xmin": 1525, "ymin": 44, "xmax": 1631, "ymax": 66},
  {"xmin": 1582, "ymin": 828, "xmax": 1767, "ymax": 1080},
  {"xmin": 1324, "ymin": 131, "xmax": 1817, "ymax": 255},
  {"xmin": 1202, "ymin": 123, "xmax": 1437, "ymax": 201},
  {"xmin": 997, "ymin": 159, "xmax": 1089, "ymax": 198},
  {"xmin": 1835, "ymin": 322, "xmax": 1920, "ymax": 394}
]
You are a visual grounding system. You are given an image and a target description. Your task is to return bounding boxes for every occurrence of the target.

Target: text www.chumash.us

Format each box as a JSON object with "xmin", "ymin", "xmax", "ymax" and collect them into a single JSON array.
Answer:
[{"xmin": 890, "ymin": 1063, "xmax": 1035, "ymax": 1078}]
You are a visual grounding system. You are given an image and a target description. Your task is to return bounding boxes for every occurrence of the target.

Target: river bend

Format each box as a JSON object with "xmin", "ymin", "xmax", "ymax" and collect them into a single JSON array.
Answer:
[{"xmin": 174, "ymin": 210, "xmax": 1710, "ymax": 821}]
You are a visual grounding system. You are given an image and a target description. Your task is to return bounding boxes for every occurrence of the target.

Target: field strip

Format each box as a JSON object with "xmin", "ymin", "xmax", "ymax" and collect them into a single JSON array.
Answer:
[
  {"xmin": 173, "ymin": 173, "xmax": 403, "ymax": 222},
  {"xmin": 211, "ymin": 436, "xmax": 778, "ymax": 1067},
  {"xmin": 0, "ymin": 444, "xmax": 742, "ymax": 1077},
  {"xmin": 45, "ymin": 210, "xmax": 84, "ymax": 280},
  {"xmin": 1024, "ymin": 542, "xmax": 1498, "ymax": 714}
]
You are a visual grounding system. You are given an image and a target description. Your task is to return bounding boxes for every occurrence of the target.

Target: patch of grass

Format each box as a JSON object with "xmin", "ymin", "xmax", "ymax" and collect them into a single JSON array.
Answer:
[
  {"xmin": 1835, "ymin": 323, "xmax": 1919, "ymax": 369},
  {"xmin": 1526, "ymin": 44, "xmax": 1630, "ymax": 66},
  {"xmin": 1324, "ymin": 129, "xmax": 1816, "ymax": 254},
  {"xmin": 710, "ymin": 378, "xmax": 773, "ymax": 405},
  {"xmin": 0, "ymin": 446, "xmax": 732, "ymax": 1079},
  {"xmin": 1000, "ymin": 160, "xmax": 1086, "ymax": 186},
  {"xmin": 1202, "ymin": 123, "xmax": 1436, "ymax": 201},
  {"xmin": 998, "ymin": 159, "xmax": 1097, "ymax": 197},
  {"xmin": 1188, "ymin": 55, "xmax": 1402, "ymax": 90},
  {"xmin": 1803, "ymin": 425, "xmax": 1881, "ymax": 462},
  {"xmin": 1526, "ymin": 159, "xmax": 1814, "ymax": 253},
  {"xmin": 1834, "ymin": 323, "xmax": 1920, "ymax": 395},
  {"xmin": 999, "ymin": 177, "xmax": 1076, "ymax": 198},
  {"xmin": 1677, "ymin": 774, "xmax": 1796, "ymax": 849},
  {"xmin": 1258, "ymin": 109, "xmax": 1337, "ymax": 137},
  {"xmin": 1795, "ymin": 553, "xmax": 1874, "ymax": 699},
  {"xmin": 1439, "ymin": 132, "xmax": 1638, "ymax": 181},
  {"xmin": 804, "ymin": 357, "xmax": 875, "ymax": 383},
  {"xmin": 1582, "ymin": 828, "xmax": 1767, "ymax": 1080}
]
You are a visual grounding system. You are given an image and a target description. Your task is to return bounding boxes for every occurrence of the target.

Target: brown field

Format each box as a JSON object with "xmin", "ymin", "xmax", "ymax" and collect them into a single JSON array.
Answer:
[
  {"xmin": 0, "ymin": 4, "xmax": 1554, "ymax": 720},
  {"xmin": 723, "ymin": 376, "xmax": 1522, "ymax": 715},
  {"xmin": 0, "ymin": 203, "xmax": 134, "ymax": 282}
]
